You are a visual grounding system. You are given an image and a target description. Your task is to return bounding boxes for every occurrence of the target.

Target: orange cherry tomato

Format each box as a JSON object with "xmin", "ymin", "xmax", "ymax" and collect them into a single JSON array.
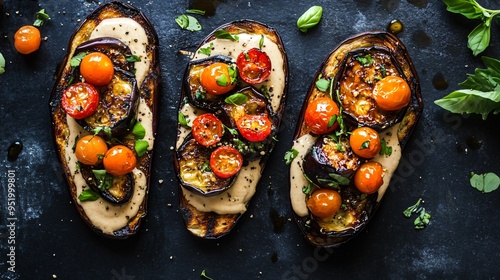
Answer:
[
  {"xmin": 103, "ymin": 145, "xmax": 136, "ymax": 176},
  {"xmin": 354, "ymin": 161, "xmax": 384, "ymax": 194},
  {"xmin": 209, "ymin": 146, "xmax": 243, "ymax": 179},
  {"xmin": 349, "ymin": 127, "xmax": 381, "ymax": 158},
  {"xmin": 236, "ymin": 115, "xmax": 273, "ymax": 142},
  {"xmin": 200, "ymin": 62, "xmax": 237, "ymax": 95},
  {"xmin": 307, "ymin": 189, "xmax": 342, "ymax": 219},
  {"xmin": 14, "ymin": 25, "xmax": 41, "ymax": 54},
  {"xmin": 373, "ymin": 76, "xmax": 411, "ymax": 111},
  {"xmin": 75, "ymin": 135, "xmax": 108, "ymax": 166},
  {"xmin": 236, "ymin": 48, "xmax": 272, "ymax": 84},
  {"xmin": 80, "ymin": 52, "xmax": 114, "ymax": 86},
  {"xmin": 304, "ymin": 97, "xmax": 340, "ymax": 135},
  {"xmin": 192, "ymin": 113, "xmax": 224, "ymax": 147},
  {"xmin": 61, "ymin": 82, "xmax": 99, "ymax": 119}
]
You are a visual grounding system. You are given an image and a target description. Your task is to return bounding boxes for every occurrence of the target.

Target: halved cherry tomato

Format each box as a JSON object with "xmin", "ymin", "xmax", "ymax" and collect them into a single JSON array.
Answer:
[
  {"xmin": 192, "ymin": 113, "xmax": 224, "ymax": 147},
  {"xmin": 236, "ymin": 115, "xmax": 272, "ymax": 142},
  {"xmin": 14, "ymin": 25, "xmax": 41, "ymax": 54},
  {"xmin": 307, "ymin": 189, "xmax": 342, "ymax": 219},
  {"xmin": 209, "ymin": 146, "xmax": 243, "ymax": 179},
  {"xmin": 75, "ymin": 135, "xmax": 108, "ymax": 166},
  {"xmin": 236, "ymin": 48, "xmax": 272, "ymax": 84},
  {"xmin": 200, "ymin": 62, "xmax": 237, "ymax": 95},
  {"xmin": 349, "ymin": 127, "xmax": 381, "ymax": 158},
  {"xmin": 373, "ymin": 76, "xmax": 411, "ymax": 111},
  {"xmin": 304, "ymin": 97, "xmax": 340, "ymax": 135},
  {"xmin": 61, "ymin": 82, "xmax": 99, "ymax": 119},
  {"xmin": 354, "ymin": 161, "xmax": 384, "ymax": 194},
  {"xmin": 80, "ymin": 52, "xmax": 115, "ymax": 86},
  {"xmin": 103, "ymin": 145, "xmax": 136, "ymax": 176}
]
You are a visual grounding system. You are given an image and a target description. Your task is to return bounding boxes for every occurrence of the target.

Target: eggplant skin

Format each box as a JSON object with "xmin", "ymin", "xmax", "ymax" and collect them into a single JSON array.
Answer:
[
  {"xmin": 292, "ymin": 31, "xmax": 423, "ymax": 248},
  {"xmin": 49, "ymin": 1, "xmax": 160, "ymax": 239}
]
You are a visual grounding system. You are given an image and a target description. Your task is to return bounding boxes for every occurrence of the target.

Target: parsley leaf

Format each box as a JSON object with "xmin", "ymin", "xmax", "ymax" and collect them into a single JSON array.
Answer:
[
  {"xmin": 284, "ymin": 149, "xmax": 299, "ymax": 165},
  {"xmin": 356, "ymin": 54, "xmax": 374, "ymax": 67},
  {"xmin": 70, "ymin": 52, "xmax": 88, "ymax": 67},
  {"xmin": 198, "ymin": 42, "xmax": 213, "ymax": 56}
]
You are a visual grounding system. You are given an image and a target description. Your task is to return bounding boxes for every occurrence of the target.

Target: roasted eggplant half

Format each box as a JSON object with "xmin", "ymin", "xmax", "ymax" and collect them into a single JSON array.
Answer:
[
  {"xmin": 49, "ymin": 1, "xmax": 159, "ymax": 238},
  {"xmin": 288, "ymin": 31, "xmax": 423, "ymax": 247},
  {"xmin": 175, "ymin": 20, "xmax": 288, "ymax": 239}
]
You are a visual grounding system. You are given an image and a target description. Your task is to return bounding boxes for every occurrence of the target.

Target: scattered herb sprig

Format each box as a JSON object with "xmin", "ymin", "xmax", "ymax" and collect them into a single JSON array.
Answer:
[
  {"xmin": 284, "ymin": 148, "xmax": 299, "ymax": 165},
  {"xmin": 297, "ymin": 6, "xmax": 323, "ymax": 33},
  {"xmin": 33, "ymin": 9, "xmax": 50, "ymax": 27},
  {"xmin": 403, "ymin": 198, "xmax": 431, "ymax": 229}
]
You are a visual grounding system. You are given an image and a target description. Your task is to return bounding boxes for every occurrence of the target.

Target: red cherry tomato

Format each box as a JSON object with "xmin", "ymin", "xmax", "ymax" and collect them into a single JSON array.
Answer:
[
  {"xmin": 349, "ymin": 127, "xmax": 381, "ymax": 158},
  {"xmin": 61, "ymin": 82, "xmax": 99, "ymax": 119},
  {"xmin": 14, "ymin": 25, "xmax": 41, "ymax": 54},
  {"xmin": 307, "ymin": 189, "xmax": 342, "ymax": 219},
  {"xmin": 75, "ymin": 135, "xmax": 108, "ymax": 166},
  {"xmin": 304, "ymin": 97, "xmax": 340, "ymax": 135},
  {"xmin": 354, "ymin": 161, "xmax": 384, "ymax": 194},
  {"xmin": 103, "ymin": 145, "xmax": 136, "ymax": 176},
  {"xmin": 200, "ymin": 62, "xmax": 237, "ymax": 95},
  {"xmin": 209, "ymin": 146, "xmax": 243, "ymax": 179},
  {"xmin": 80, "ymin": 52, "xmax": 115, "ymax": 86},
  {"xmin": 236, "ymin": 48, "xmax": 272, "ymax": 84},
  {"xmin": 235, "ymin": 115, "xmax": 273, "ymax": 142},
  {"xmin": 373, "ymin": 76, "xmax": 411, "ymax": 111},
  {"xmin": 191, "ymin": 113, "xmax": 224, "ymax": 147}
]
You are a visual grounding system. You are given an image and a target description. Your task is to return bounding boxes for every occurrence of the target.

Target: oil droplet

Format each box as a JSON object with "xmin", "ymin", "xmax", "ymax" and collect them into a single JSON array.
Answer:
[
  {"xmin": 412, "ymin": 30, "xmax": 432, "ymax": 48},
  {"xmin": 432, "ymin": 72, "xmax": 449, "ymax": 90},
  {"xmin": 387, "ymin": 19, "xmax": 404, "ymax": 35},
  {"xmin": 8, "ymin": 141, "xmax": 23, "ymax": 161},
  {"xmin": 189, "ymin": 0, "xmax": 220, "ymax": 16},
  {"xmin": 466, "ymin": 136, "xmax": 483, "ymax": 150},
  {"xmin": 271, "ymin": 252, "xmax": 279, "ymax": 263},
  {"xmin": 269, "ymin": 207, "xmax": 286, "ymax": 233},
  {"xmin": 408, "ymin": 0, "xmax": 429, "ymax": 9}
]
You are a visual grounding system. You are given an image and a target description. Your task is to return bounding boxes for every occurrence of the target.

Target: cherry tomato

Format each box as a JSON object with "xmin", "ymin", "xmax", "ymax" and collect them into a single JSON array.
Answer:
[
  {"xmin": 14, "ymin": 25, "xmax": 41, "ymax": 54},
  {"xmin": 236, "ymin": 115, "xmax": 272, "ymax": 142},
  {"xmin": 354, "ymin": 161, "xmax": 384, "ymax": 194},
  {"xmin": 75, "ymin": 135, "xmax": 108, "ymax": 166},
  {"xmin": 373, "ymin": 76, "xmax": 411, "ymax": 111},
  {"xmin": 80, "ymin": 52, "xmax": 115, "ymax": 86},
  {"xmin": 236, "ymin": 48, "xmax": 272, "ymax": 84},
  {"xmin": 304, "ymin": 97, "xmax": 340, "ymax": 135},
  {"xmin": 307, "ymin": 189, "xmax": 342, "ymax": 219},
  {"xmin": 61, "ymin": 82, "xmax": 99, "ymax": 119},
  {"xmin": 192, "ymin": 113, "xmax": 224, "ymax": 147},
  {"xmin": 103, "ymin": 145, "xmax": 136, "ymax": 176},
  {"xmin": 209, "ymin": 146, "xmax": 243, "ymax": 179},
  {"xmin": 349, "ymin": 127, "xmax": 381, "ymax": 158},
  {"xmin": 200, "ymin": 62, "xmax": 237, "ymax": 95}
]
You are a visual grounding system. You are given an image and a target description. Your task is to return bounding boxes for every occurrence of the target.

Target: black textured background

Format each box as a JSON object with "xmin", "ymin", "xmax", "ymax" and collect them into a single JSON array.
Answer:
[{"xmin": 1, "ymin": 0, "xmax": 499, "ymax": 279}]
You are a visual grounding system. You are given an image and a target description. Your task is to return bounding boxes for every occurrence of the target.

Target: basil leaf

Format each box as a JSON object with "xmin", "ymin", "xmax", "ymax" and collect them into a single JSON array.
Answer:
[
  {"xmin": 328, "ymin": 173, "xmax": 350, "ymax": 185},
  {"xmin": 228, "ymin": 65, "xmax": 238, "ymax": 84},
  {"xmin": 175, "ymin": 14, "xmax": 189, "ymax": 29},
  {"xmin": 225, "ymin": 93, "xmax": 248, "ymax": 105},
  {"xmin": 92, "ymin": 170, "xmax": 112, "ymax": 191},
  {"xmin": 186, "ymin": 9, "xmax": 205, "ymax": 15},
  {"xmin": 135, "ymin": 140, "xmax": 149, "ymax": 157},
  {"xmin": 132, "ymin": 122, "xmax": 146, "ymax": 139},
  {"xmin": 470, "ymin": 172, "xmax": 500, "ymax": 193},
  {"xmin": 216, "ymin": 74, "xmax": 228, "ymax": 86},
  {"xmin": 327, "ymin": 115, "xmax": 337, "ymax": 129},
  {"xmin": 223, "ymin": 124, "xmax": 238, "ymax": 135},
  {"xmin": 78, "ymin": 189, "xmax": 100, "ymax": 202},
  {"xmin": 297, "ymin": 6, "xmax": 323, "ymax": 33},
  {"xmin": 33, "ymin": 9, "xmax": 50, "ymax": 27},
  {"xmin": 0, "ymin": 52, "xmax": 5, "ymax": 74},
  {"xmin": 178, "ymin": 112, "xmax": 191, "ymax": 128},
  {"xmin": 442, "ymin": 0, "xmax": 484, "ymax": 19},
  {"xmin": 126, "ymin": 55, "xmax": 141, "ymax": 62},
  {"xmin": 198, "ymin": 42, "xmax": 213, "ymax": 56},
  {"xmin": 434, "ymin": 89, "xmax": 500, "ymax": 120},
  {"xmin": 284, "ymin": 149, "xmax": 299, "ymax": 165},
  {"xmin": 186, "ymin": 15, "xmax": 202, "ymax": 31},
  {"xmin": 70, "ymin": 52, "xmax": 88, "ymax": 67},
  {"xmin": 467, "ymin": 21, "xmax": 491, "ymax": 56},
  {"xmin": 214, "ymin": 30, "xmax": 239, "ymax": 41},
  {"xmin": 316, "ymin": 78, "xmax": 330, "ymax": 92}
]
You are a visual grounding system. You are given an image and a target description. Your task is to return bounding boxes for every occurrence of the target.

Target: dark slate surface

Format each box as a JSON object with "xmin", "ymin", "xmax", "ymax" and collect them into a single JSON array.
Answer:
[{"xmin": 1, "ymin": 0, "xmax": 499, "ymax": 279}]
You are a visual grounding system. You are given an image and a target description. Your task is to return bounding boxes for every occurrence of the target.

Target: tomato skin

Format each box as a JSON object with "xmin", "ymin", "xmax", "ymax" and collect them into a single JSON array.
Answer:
[
  {"xmin": 209, "ymin": 146, "xmax": 243, "ymax": 179},
  {"xmin": 61, "ymin": 82, "xmax": 99, "ymax": 119},
  {"xmin": 354, "ymin": 161, "xmax": 384, "ymax": 194},
  {"xmin": 80, "ymin": 52, "xmax": 115, "ymax": 86},
  {"xmin": 75, "ymin": 135, "xmax": 108, "ymax": 166},
  {"xmin": 14, "ymin": 26, "xmax": 41, "ymax": 54},
  {"xmin": 304, "ymin": 97, "xmax": 340, "ymax": 135},
  {"xmin": 236, "ymin": 115, "xmax": 272, "ymax": 142},
  {"xmin": 307, "ymin": 189, "xmax": 342, "ymax": 219},
  {"xmin": 192, "ymin": 113, "xmax": 224, "ymax": 147},
  {"xmin": 236, "ymin": 48, "xmax": 272, "ymax": 84},
  {"xmin": 373, "ymin": 76, "xmax": 411, "ymax": 111},
  {"xmin": 103, "ymin": 145, "xmax": 137, "ymax": 176},
  {"xmin": 349, "ymin": 127, "xmax": 381, "ymax": 158},
  {"xmin": 200, "ymin": 62, "xmax": 237, "ymax": 95}
]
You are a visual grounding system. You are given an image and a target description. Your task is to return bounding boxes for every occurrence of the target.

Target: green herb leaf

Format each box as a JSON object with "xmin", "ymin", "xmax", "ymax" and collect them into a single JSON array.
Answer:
[
  {"xmin": 0, "ymin": 52, "xmax": 5, "ymax": 74},
  {"xmin": 186, "ymin": 15, "xmax": 202, "ymax": 31},
  {"xmin": 135, "ymin": 140, "xmax": 149, "ymax": 157},
  {"xmin": 78, "ymin": 189, "xmax": 100, "ymax": 202},
  {"xmin": 223, "ymin": 124, "xmax": 238, "ymax": 135},
  {"xmin": 434, "ymin": 89, "xmax": 500, "ymax": 120},
  {"xmin": 175, "ymin": 14, "xmax": 189, "ymax": 29},
  {"xmin": 470, "ymin": 172, "xmax": 500, "ymax": 192},
  {"xmin": 92, "ymin": 169, "xmax": 113, "ymax": 191},
  {"xmin": 259, "ymin": 85, "xmax": 270, "ymax": 99},
  {"xmin": 297, "ymin": 6, "xmax": 323, "ymax": 33},
  {"xmin": 92, "ymin": 127, "xmax": 112, "ymax": 138},
  {"xmin": 259, "ymin": 35, "xmax": 265, "ymax": 50},
  {"xmin": 360, "ymin": 140, "xmax": 370, "ymax": 150},
  {"xmin": 178, "ymin": 112, "xmax": 191, "ymax": 128},
  {"xmin": 302, "ymin": 184, "xmax": 312, "ymax": 195},
  {"xmin": 356, "ymin": 54, "xmax": 374, "ymax": 66},
  {"xmin": 214, "ymin": 30, "xmax": 239, "ymax": 41},
  {"xmin": 316, "ymin": 77, "xmax": 330, "ymax": 92},
  {"xmin": 403, "ymin": 198, "xmax": 422, "ymax": 218},
  {"xmin": 198, "ymin": 42, "xmax": 213, "ymax": 56},
  {"xmin": 201, "ymin": 269, "xmax": 213, "ymax": 280},
  {"xmin": 195, "ymin": 90, "xmax": 205, "ymax": 100},
  {"xmin": 132, "ymin": 122, "xmax": 146, "ymax": 139},
  {"xmin": 225, "ymin": 93, "xmax": 248, "ymax": 105},
  {"xmin": 327, "ymin": 115, "xmax": 337, "ymax": 129},
  {"xmin": 216, "ymin": 74, "xmax": 228, "ymax": 86},
  {"xmin": 126, "ymin": 55, "xmax": 141, "ymax": 62},
  {"xmin": 284, "ymin": 149, "xmax": 299, "ymax": 165},
  {"xmin": 186, "ymin": 9, "xmax": 206, "ymax": 15},
  {"xmin": 442, "ymin": 0, "xmax": 485, "ymax": 20},
  {"xmin": 467, "ymin": 20, "xmax": 491, "ymax": 56},
  {"xmin": 201, "ymin": 161, "xmax": 212, "ymax": 172},
  {"xmin": 413, "ymin": 208, "xmax": 431, "ymax": 229},
  {"xmin": 33, "ymin": 9, "xmax": 50, "ymax": 27},
  {"xmin": 228, "ymin": 65, "xmax": 238, "ymax": 84},
  {"xmin": 328, "ymin": 173, "xmax": 350, "ymax": 185},
  {"xmin": 70, "ymin": 52, "xmax": 88, "ymax": 67},
  {"xmin": 379, "ymin": 138, "xmax": 393, "ymax": 156}
]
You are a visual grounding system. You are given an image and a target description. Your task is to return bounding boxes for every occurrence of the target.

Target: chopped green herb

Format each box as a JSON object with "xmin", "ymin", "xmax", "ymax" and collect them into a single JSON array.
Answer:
[
  {"xmin": 284, "ymin": 148, "xmax": 299, "ymax": 165},
  {"xmin": 327, "ymin": 115, "xmax": 337, "ymax": 129},
  {"xmin": 92, "ymin": 170, "xmax": 112, "ymax": 191},
  {"xmin": 216, "ymin": 74, "xmax": 228, "ymax": 86},
  {"xmin": 78, "ymin": 189, "xmax": 100, "ymax": 202},
  {"xmin": 176, "ymin": 14, "xmax": 202, "ymax": 31},
  {"xmin": 201, "ymin": 161, "xmax": 211, "ymax": 172},
  {"xmin": 297, "ymin": 6, "xmax": 323, "ymax": 33},
  {"xmin": 186, "ymin": 9, "xmax": 206, "ymax": 15},
  {"xmin": 403, "ymin": 198, "xmax": 422, "ymax": 218},
  {"xmin": 225, "ymin": 93, "xmax": 248, "ymax": 105},
  {"xmin": 214, "ymin": 30, "xmax": 239, "ymax": 41},
  {"xmin": 228, "ymin": 65, "xmax": 238, "ymax": 84},
  {"xmin": 92, "ymin": 127, "xmax": 112, "ymax": 138},
  {"xmin": 244, "ymin": 52, "xmax": 251, "ymax": 61},
  {"xmin": 0, "ymin": 52, "xmax": 5, "ymax": 74},
  {"xmin": 178, "ymin": 112, "xmax": 191, "ymax": 128},
  {"xmin": 70, "ymin": 52, "xmax": 88, "ymax": 67},
  {"xmin": 132, "ymin": 122, "xmax": 146, "ymax": 139},
  {"xmin": 126, "ymin": 55, "xmax": 141, "ymax": 62},
  {"xmin": 259, "ymin": 34, "xmax": 265, "ymax": 50},
  {"xmin": 198, "ymin": 42, "xmax": 213, "ymax": 56},
  {"xmin": 403, "ymin": 198, "xmax": 431, "ymax": 229},
  {"xmin": 33, "ymin": 9, "xmax": 50, "ymax": 27},
  {"xmin": 316, "ymin": 77, "xmax": 330, "ymax": 92},
  {"xmin": 356, "ymin": 54, "xmax": 374, "ymax": 67},
  {"xmin": 200, "ymin": 269, "xmax": 213, "ymax": 280},
  {"xmin": 380, "ymin": 64, "xmax": 387, "ymax": 77},
  {"xmin": 223, "ymin": 124, "xmax": 238, "ymax": 135},
  {"xmin": 259, "ymin": 85, "xmax": 270, "ymax": 99},
  {"xmin": 360, "ymin": 140, "xmax": 370, "ymax": 150},
  {"xmin": 195, "ymin": 90, "xmax": 205, "ymax": 100},
  {"xmin": 379, "ymin": 138, "xmax": 392, "ymax": 156},
  {"xmin": 469, "ymin": 172, "xmax": 500, "ymax": 193},
  {"xmin": 135, "ymin": 140, "xmax": 149, "ymax": 157}
]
